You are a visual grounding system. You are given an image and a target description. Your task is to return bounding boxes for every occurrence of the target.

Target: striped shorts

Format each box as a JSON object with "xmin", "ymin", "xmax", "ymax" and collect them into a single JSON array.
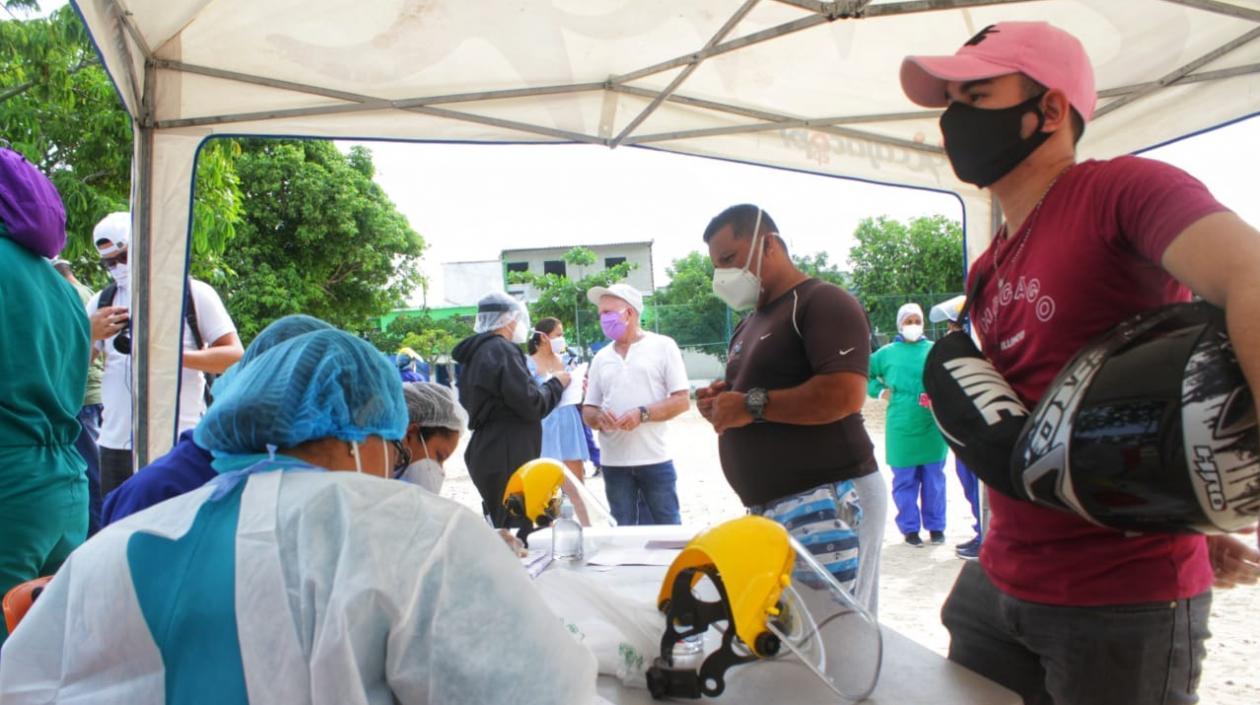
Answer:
[{"xmin": 750, "ymin": 480, "xmax": 862, "ymax": 593}]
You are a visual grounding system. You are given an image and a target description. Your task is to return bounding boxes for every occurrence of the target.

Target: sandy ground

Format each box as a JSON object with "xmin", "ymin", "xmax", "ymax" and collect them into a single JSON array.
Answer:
[{"xmin": 442, "ymin": 400, "xmax": 1259, "ymax": 704}]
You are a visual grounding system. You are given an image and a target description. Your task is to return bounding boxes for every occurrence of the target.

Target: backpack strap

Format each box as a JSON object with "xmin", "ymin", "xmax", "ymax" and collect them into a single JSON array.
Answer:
[
  {"xmin": 98, "ymin": 281, "xmax": 118, "ymax": 308},
  {"xmin": 183, "ymin": 281, "xmax": 216, "ymax": 407}
]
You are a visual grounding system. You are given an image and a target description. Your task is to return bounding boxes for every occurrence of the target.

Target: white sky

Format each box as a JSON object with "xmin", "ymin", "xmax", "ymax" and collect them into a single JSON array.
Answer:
[{"xmin": 348, "ymin": 114, "xmax": 1260, "ymax": 306}]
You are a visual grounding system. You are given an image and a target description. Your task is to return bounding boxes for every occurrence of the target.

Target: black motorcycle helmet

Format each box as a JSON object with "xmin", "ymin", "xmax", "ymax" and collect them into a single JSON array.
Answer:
[{"xmin": 1013, "ymin": 301, "xmax": 1259, "ymax": 534}]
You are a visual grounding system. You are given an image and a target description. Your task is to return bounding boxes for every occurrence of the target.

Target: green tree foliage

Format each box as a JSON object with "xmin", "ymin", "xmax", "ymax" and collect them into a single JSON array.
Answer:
[
  {"xmin": 201, "ymin": 139, "xmax": 425, "ymax": 343},
  {"xmin": 792, "ymin": 251, "xmax": 849, "ymax": 288},
  {"xmin": 847, "ymin": 214, "xmax": 965, "ymax": 335},
  {"xmin": 650, "ymin": 251, "xmax": 730, "ymax": 358},
  {"xmin": 508, "ymin": 246, "xmax": 635, "ymax": 353},
  {"xmin": 368, "ymin": 312, "xmax": 474, "ymax": 360},
  {"xmin": 1, "ymin": 4, "xmax": 242, "ymax": 275}
]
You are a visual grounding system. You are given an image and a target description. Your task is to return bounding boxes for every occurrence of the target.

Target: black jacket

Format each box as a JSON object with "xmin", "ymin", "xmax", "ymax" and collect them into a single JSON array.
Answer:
[{"xmin": 452, "ymin": 331, "xmax": 564, "ymax": 525}]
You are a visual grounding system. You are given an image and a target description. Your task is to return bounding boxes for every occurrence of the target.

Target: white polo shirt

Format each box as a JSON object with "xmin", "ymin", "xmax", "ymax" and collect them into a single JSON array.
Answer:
[
  {"xmin": 584, "ymin": 331, "xmax": 689, "ymax": 467},
  {"xmin": 87, "ymin": 278, "xmax": 236, "ymax": 451}
]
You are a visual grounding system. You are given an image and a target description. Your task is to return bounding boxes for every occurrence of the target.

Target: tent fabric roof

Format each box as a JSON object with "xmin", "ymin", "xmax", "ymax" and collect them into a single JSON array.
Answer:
[{"xmin": 71, "ymin": 0, "xmax": 1260, "ymax": 463}]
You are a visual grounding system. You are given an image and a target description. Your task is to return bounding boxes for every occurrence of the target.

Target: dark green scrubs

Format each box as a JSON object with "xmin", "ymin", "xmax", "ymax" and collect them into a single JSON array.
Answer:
[{"xmin": 0, "ymin": 235, "xmax": 89, "ymax": 643}]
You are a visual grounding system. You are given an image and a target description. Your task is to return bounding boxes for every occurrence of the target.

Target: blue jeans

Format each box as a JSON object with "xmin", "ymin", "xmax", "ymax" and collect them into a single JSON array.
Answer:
[
  {"xmin": 891, "ymin": 460, "xmax": 947, "ymax": 535},
  {"xmin": 75, "ymin": 404, "xmax": 103, "ymax": 537},
  {"xmin": 602, "ymin": 460, "xmax": 681, "ymax": 525}
]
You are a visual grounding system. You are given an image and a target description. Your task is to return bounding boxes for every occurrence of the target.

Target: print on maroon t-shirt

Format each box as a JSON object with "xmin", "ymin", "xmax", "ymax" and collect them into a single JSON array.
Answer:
[{"xmin": 970, "ymin": 157, "xmax": 1229, "ymax": 606}]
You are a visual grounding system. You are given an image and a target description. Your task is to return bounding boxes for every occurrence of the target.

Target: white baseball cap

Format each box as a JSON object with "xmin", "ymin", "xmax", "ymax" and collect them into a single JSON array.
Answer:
[
  {"xmin": 93, "ymin": 211, "xmax": 131, "ymax": 258},
  {"xmin": 587, "ymin": 283, "xmax": 643, "ymax": 314}
]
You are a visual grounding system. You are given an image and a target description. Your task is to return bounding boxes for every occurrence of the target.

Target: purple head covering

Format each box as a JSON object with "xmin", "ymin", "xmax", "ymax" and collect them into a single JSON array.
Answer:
[{"xmin": 0, "ymin": 146, "xmax": 67, "ymax": 258}]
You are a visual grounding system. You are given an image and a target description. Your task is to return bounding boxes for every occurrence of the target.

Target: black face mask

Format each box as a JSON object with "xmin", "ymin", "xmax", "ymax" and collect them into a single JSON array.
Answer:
[{"xmin": 940, "ymin": 93, "xmax": 1051, "ymax": 187}]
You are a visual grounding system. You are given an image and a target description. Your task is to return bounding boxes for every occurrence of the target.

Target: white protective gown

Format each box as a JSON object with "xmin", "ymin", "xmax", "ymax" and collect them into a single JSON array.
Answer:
[{"xmin": 0, "ymin": 463, "xmax": 596, "ymax": 704}]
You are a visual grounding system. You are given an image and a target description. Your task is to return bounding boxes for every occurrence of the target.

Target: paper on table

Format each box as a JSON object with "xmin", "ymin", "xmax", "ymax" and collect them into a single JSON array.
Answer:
[
  {"xmin": 558, "ymin": 363, "xmax": 587, "ymax": 407},
  {"xmin": 585, "ymin": 546, "xmax": 678, "ymax": 567}
]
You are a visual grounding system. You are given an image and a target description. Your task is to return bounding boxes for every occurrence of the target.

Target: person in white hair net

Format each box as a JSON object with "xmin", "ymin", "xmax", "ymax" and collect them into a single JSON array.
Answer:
[
  {"xmin": 453, "ymin": 292, "xmax": 570, "ymax": 527},
  {"xmin": 0, "ymin": 328, "xmax": 595, "ymax": 705},
  {"xmin": 397, "ymin": 381, "xmax": 468, "ymax": 493},
  {"xmin": 868, "ymin": 303, "xmax": 950, "ymax": 548}
]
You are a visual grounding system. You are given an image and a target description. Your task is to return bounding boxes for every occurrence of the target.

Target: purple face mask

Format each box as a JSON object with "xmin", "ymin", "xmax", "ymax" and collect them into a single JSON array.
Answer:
[{"xmin": 600, "ymin": 310, "xmax": 629, "ymax": 341}]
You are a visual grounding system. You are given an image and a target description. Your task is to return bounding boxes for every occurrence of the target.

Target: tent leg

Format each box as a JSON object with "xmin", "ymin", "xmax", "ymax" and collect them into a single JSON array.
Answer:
[{"xmin": 131, "ymin": 123, "xmax": 155, "ymax": 470}]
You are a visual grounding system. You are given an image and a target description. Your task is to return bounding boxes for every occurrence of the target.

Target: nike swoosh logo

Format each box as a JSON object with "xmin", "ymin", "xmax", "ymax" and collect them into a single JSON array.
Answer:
[
  {"xmin": 759, "ymin": 333, "xmax": 773, "ymax": 340},
  {"xmin": 838, "ymin": 347, "xmax": 855, "ymax": 355}
]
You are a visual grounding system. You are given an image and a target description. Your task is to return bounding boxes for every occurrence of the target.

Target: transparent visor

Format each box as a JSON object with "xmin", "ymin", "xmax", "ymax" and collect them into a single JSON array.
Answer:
[
  {"xmin": 761, "ymin": 535, "xmax": 882, "ymax": 702},
  {"xmin": 558, "ymin": 463, "xmax": 619, "ymax": 528}
]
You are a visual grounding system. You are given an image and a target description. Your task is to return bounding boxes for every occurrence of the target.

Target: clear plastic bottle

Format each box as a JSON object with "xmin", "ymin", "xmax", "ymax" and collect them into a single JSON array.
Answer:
[{"xmin": 551, "ymin": 500, "xmax": 584, "ymax": 562}]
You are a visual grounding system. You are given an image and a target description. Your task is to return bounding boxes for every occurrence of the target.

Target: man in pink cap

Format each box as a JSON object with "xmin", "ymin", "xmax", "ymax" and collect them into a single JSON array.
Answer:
[{"xmin": 902, "ymin": 21, "xmax": 1260, "ymax": 705}]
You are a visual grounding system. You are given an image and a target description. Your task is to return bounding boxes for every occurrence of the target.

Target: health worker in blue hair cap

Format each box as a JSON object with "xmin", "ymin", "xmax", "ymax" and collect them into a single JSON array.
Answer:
[{"xmin": 0, "ymin": 328, "xmax": 596, "ymax": 705}]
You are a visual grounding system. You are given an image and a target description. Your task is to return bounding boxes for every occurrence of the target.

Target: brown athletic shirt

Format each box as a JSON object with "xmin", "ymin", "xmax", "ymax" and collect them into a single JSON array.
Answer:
[{"xmin": 719, "ymin": 278, "xmax": 877, "ymax": 506}]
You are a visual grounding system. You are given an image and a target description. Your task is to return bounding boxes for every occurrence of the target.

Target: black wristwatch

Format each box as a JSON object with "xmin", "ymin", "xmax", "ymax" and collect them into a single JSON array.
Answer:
[
  {"xmin": 639, "ymin": 405, "xmax": 651, "ymax": 423},
  {"xmin": 745, "ymin": 387, "xmax": 768, "ymax": 421}
]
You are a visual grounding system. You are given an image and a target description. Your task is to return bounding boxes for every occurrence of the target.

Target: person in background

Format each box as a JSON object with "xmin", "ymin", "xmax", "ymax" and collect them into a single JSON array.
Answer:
[
  {"xmin": 0, "ymin": 327, "xmax": 595, "ymax": 703},
  {"xmin": 929, "ymin": 294, "xmax": 983, "ymax": 560},
  {"xmin": 101, "ymin": 315, "xmax": 332, "ymax": 525},
  {"xmin": 86, "ymin": 212, "xmax": 243, "ymax": 495},
  {"xmin": 453, "ymin": 292, "xmax": 569, "ymax": 527},
  {"xmin": 696, "ymin": 204, "xmax": 886, "ymax": 614},
  {"xmin": 0, "ymin": 146, "xmax": 88, "ymax": 647},
  {"xmin": 582, "ymin": 284, "xmax": 690, "ymax": 526},
  {"xmin": 869, "ymin": 303, "xmax": 949, "ymax": 548},
  {"xmin": 51, "ymin": 257, "xmax": 105, "ymax": 536},
  {"xmin": 396, "ymin": 381, "xmax": 468, "ymax": 494},
  {"xmin": 528, "ymin": 317, "xmax": 592, "ymax": 524}
]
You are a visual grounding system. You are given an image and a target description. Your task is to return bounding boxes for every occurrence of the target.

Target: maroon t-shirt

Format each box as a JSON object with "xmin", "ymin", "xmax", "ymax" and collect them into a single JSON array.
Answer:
[
  {"xmin": 970, "ymin": 156, "xmax": 1229, "ymax": 606},
  {"xmin": 720, "ymin": 278, "xmax": 877, "ymax": 506}
]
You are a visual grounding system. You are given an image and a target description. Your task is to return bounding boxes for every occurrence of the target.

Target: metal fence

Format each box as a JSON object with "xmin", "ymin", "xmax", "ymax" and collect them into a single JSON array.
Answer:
[{"xmin": 564, "ymin": 292, "xmax": 963, "ymax": 380}]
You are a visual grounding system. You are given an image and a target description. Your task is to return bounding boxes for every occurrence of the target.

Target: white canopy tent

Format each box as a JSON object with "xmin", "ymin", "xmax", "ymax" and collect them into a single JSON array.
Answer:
[{"xmin": 71, "ymin": 0, "xmax": 1260, "ymax": 465}]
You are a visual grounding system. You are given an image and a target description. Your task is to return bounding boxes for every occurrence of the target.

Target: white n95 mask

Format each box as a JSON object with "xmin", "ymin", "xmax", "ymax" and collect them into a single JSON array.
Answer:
[
  {"xmin": 711, "ymin": 208, "xmax": 765, "ymax": 312},
  {"xmin": 901, "ymin": 324, "xmax": 924, "ymax": 342},
  {"xmin": 400, "ymin": 459, "xmax": 446, "ymax": 494}
]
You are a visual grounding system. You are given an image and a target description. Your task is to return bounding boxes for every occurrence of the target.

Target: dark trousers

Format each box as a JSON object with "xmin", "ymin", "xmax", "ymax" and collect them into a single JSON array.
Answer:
[
  {"xmin": 74, "ymin": 404, "xmax": 104, "ymax": 536},
  {"xmin": 99, "ymin": 446, "xmax": 134, "ymax": 498},
  {"xmin": 942, "ymin": 561, "xmax": 1210, "ymax": 705}
]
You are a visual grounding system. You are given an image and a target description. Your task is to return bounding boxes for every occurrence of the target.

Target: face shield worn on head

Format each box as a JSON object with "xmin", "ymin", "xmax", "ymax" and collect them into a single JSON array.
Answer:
[{"xmin": 647, "ymin": 516, "xmax": 881, "ymax": 702}]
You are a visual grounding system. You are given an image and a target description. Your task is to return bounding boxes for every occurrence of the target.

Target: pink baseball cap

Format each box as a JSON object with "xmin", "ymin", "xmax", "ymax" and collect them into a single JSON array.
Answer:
[{"xmin": 901, "ymin": 21, "xmax": 1096, "ymax": 122}]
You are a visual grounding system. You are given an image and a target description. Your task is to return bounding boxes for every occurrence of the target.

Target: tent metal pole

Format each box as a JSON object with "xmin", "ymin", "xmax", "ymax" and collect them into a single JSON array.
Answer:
[
  {"xmin": 614, "ymin": 83, "xmax": 941, "ymax": 126},
  {"xmin": 399, "ymin": 105, "xmax": 607, "ymax": 145},
  {"xmin": 862, "ymin": 0, "xmax": 1036, "ymax": 17},
  {"xmin": 131, "ymin": 56, "xmax": 158, "ymax": 469},
  {"xmin": 104, "ymin": 0, "xmax": 154, "ymax": 60},
  {"xmin": 1095, "ymin": 26, "xmax": 1260, "ymax": 119},
  {"xmin": 610, "ymin": 0, "xmax": 761, "ymax": 147},
  {"xmin": 625, "ymin": 119, "xmax": 944, "ymax": 155},
  {"xmin": 611, "ymin": 14, "xmax": 830, "ymax": 85},
  {"xmin": 1159, "ymin": 0, "xmax": 1260, "ymax": 23},
  {"xmin": 1098, "ymin": 62, "xmax": 1260, "ymax": 98},
  {"xmin": 157, "ymin": 60, "xmax": 606, "ymax": 109}
]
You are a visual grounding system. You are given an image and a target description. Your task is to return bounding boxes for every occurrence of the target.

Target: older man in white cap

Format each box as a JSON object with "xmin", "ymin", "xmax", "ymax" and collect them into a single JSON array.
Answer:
[
  {"xmin": 581, "ymin": 283, "xmax": 690, "ymax": 525},
  {"xmin": 86, "ymin": 212, "xmax": 242, "ymax": 495}
]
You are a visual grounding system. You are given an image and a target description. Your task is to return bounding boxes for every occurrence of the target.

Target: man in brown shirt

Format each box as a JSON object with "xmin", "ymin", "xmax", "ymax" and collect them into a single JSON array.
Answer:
[{"xmin": 697, "ymin": 204, "xmax": 887, "ymax": 614}]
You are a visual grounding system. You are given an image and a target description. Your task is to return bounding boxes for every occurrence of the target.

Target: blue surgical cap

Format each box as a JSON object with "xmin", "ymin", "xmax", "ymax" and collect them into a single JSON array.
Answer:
[
  {"xmin": 212, "ymin": 314, "xmax": 335, "ymax": 398},
  {"xmin": 195, "ymin": 329, "xmax": 407, "ymax": 456}
]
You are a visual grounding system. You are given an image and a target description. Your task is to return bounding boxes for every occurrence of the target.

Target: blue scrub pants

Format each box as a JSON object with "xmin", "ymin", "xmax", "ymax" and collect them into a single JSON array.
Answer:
[
  {"xmin": 891, "ymin": 460, "xmax": 947, "ymax": 535},
  {"xmin": 955, "ymin": 458, "xmax": 982, "ymax": 536}
]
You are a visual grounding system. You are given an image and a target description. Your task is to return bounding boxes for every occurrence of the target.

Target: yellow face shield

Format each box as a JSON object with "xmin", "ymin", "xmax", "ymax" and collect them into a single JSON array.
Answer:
[
  {"xmin": 503, "ymin": 458, "xmax": 565, "ymax": 530},
  {"xmin": 647, "ymin": 517, "xmax": 882, "ymax": 701}
]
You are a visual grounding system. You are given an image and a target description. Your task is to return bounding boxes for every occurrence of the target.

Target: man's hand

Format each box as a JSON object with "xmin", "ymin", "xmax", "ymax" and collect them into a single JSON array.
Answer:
[
  {"xmin": 1208, "ymin": 533, "xmax": 1260, "ymax": 589},
  {"xmin": 696, "ymin": 380, "xmax": 728, "ymax": 422},
  {"xmin": 614, "ymin": 411, "xmax": 642, "ymax": 432},
  {"xmin": 591, "ymin": 407, "xmax": 620, "ymax": 432},
  {"xmin": 90, "ymin": 306, "xmax": 128, "ymax": 342},
  {"xmin": 709, "ymin": 391, "xmax": 753, "ymax": 434}
]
